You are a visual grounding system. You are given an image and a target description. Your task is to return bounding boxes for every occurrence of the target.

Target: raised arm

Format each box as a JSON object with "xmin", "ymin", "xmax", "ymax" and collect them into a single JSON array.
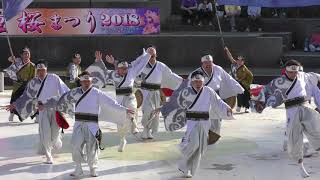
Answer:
[
  {"xmin": 94, "ymin": 50, "xmax": 103, "ymax": 62},
  {"xmin": 105, "ymin": 54, "xmax": 118, "ymax": 70},
  {"xmin": 224, "ymin": 47, "xmax": 237, "ymax": 64},
  {"xmin": 129, "ymin": 48, "xmax": 151, "ymax": 77}
]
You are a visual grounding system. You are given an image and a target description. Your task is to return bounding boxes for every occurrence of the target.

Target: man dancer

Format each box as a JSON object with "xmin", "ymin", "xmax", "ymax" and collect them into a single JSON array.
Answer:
[
  {"xmin": 189, "ymin": 54, "xmax": 243, "ymax": 136},
  {"xmin": 104, "ymin": 48, "xmax": 152, "ymax": 152},
  {"xmin": 282, "ymin": 64, "xmax": 320, "ymax": 157},
  {"xmin": 253, "ymin": 59, "xmax": 320, "ymax": 178},
  {"xmin": 6, "ymin": 60, "xmax": 69, "ymax": 164},
  {"xmin": 138, "ymin": 46, "xmax": 183, "ymax": 139},
  {"xmin": 4, "ymin": 47, "xmax": 36, "ymax": 122},
  {"xmin": 45, "ymin": 71, "xmax": 133, "ymax": 177},
  {"xmin": 162, "ymin": 71, "xmax": 233, "ymax": 178}
]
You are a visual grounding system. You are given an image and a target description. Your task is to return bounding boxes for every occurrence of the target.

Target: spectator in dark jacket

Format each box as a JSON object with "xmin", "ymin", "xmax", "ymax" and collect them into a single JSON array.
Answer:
[{"xmin": 181, "ymin": 0, "xmax": 198, "ymax": 25}]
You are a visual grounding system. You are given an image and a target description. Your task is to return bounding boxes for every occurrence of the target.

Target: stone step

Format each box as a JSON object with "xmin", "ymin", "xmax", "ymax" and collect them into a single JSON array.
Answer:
[
  {"xmin": 163, "ymin": 17, "xmax": 320, "ymax": 49},
  {"xmin": 283, "ymin": 50, "xmax": 320, "ymax": 67}
]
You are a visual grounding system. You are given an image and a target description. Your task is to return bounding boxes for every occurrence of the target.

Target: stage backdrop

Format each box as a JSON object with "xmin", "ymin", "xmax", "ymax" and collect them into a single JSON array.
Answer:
[
  {"xmin": 217, "ymin": 0, "xmax": 320, "ymax": 7},
  {"xmin": 0, "ymin": 8, "xmax": 160, "ymax": 35}
]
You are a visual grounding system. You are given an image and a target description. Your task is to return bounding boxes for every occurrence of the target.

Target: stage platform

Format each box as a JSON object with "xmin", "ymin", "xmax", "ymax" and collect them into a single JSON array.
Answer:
[
  {"xmin": 163, "ymin": 16, "xmax": 320, "ymax": 49},
  {"xmin": 0, "ymin": 32, "xmax": 283, "ymax": 70}
]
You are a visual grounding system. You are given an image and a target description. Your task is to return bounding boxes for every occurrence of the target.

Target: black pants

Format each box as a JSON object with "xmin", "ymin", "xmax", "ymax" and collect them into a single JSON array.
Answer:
[
  {"xmin": 247, "ymin": 16, "xmax": 262, "ymax": 31},
  {"xmin": 181, "ymin": 9, "xmax": 197, "ymax": 24},
  {"xmin": 237, "ymin": 83, "xmax": 251, "ymax": 109},
  {"xmin": 10, "ymin": 82, "xmax": 27, "ymax": 121},
  {"xmin": 198, "ymin": 10, "xmax": 214, "ymax": 24}
]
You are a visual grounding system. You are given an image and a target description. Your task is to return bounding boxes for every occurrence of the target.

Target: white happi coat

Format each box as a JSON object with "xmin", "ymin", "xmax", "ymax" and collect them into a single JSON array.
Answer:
[
  {"xmin": 106, "ymin": 52, "xmax": 151, "ymax": 108},
  {"xmin": 139, "ymin": 61, "xmax": 183, "ymax": 131},
  {"xmin": 37, "ymin": 74, "xmax": 70, "ymax": 103},
  {"xmin": 51, "ymin": 87, "xmax": 128, "ymax": 169},
  {"xmin": 74, "ymin": 87, "xmax": 128, "ymax": 136},
  {"xmin": 189, "ymin": 64, "xmax": 243, "ymax": 134},
  {"xmin": 37, "ymin": 74, "xmax": 70, "ymax": 154},
  {"xmin": 183, "ymin": 86, "xmax": 233, "ymax": 140},
  {"xmin": 256, "ymin": 72, "xmax": 320, "ymax": 110},
  {"xmin": 14, "ymin": 73, "xmax": 70, "ymax": 118},
  {"xmin": 189, "ymin": 65, "xmax": 244, "ymax": 99},
  {"xmin": 140, "ymin": 61, "xmax": 183, "ymax": 93},
  {"xmin": 256, "ymin": 72, "xmax": 320, "ymax": 162},
  {"xmin": 14, "ymin": 73, "xmax": 69, "ymax": 156},
  {"xmin": 179, "ymin": 86, "xmax": 233, "ymax": 175}
]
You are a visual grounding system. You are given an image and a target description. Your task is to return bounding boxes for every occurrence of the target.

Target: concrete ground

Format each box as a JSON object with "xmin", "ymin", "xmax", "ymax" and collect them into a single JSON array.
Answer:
[{"xmin": 0, "ymin": 89, "xmax": 320, "ymax": 180}]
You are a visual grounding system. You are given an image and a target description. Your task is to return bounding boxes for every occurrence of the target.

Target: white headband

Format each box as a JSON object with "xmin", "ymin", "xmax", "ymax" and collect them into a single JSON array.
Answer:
[
  {"xmin": 201, "ymin": 55, "xmax": 213, "ymax": 62},
  {"xmin": 36, "ymin": 63, "xmax": 47, "ymax": 70},
  {"xmin": 80, "ymin": 75, "xmax": 93, "ymax": 81},
  {"xmin": 191, "ymin": 74, "xmax": 205, "ymax": 81},
  {"xmin": 117, "ymin": 62, "xmax": 129, "ymax": 68},
  {"xmin": 286, "ymin": 65, "xmax": 300, "ymax": 72}
]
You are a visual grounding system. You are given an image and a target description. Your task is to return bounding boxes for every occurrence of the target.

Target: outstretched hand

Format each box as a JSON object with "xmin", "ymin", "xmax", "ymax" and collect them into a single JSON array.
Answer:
[
  {"xmin": 106, "ymin": 54, "xmax": 115, "ymax": 65},
  {"xmin": 146, "ymin": 47, "xmax": 156, "ymax": 56},
  {"xmin": 95, "ymin": 51, "xmax": 103, "ymax": 61},
  {"xmin": 8, "ymin": 56, "xmax": 16, "ymax": 63},
  {"xmin": 5, "ymin": 104, "xmax": 16, "ymax": 111}
]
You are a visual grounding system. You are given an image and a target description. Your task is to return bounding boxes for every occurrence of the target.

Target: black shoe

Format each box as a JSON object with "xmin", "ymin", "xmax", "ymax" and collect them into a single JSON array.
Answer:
[{"xmin": 13, "ymin": 110, "xmax": 23, "ymax": 122}]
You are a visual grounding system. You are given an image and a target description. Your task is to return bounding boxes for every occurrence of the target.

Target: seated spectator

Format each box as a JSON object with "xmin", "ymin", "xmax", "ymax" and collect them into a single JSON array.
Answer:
[
  {"xmin": 246, "ymin": 6, "xmax": 262, "ymax": 32},
  {"xmin": 225, "ymin": 5, "xmax": 241, "ymax": 32},
  {"xmin": 181, "ymin": 0, "xmax": 198, "ymax": 25},
  {"xmin": 215, "ymin": 2, "xmax": 225, "ymax": 18},
  {"xmin": 197, "ymin": 0, "xmax": 214, "ymax": 26},
  {"xmin": 271, "ymin": 8, "xmax": 287, "ymax": 18},
  {"xmin": 305, "ymin": 32, "xmax": 320, "ymax": 52}
]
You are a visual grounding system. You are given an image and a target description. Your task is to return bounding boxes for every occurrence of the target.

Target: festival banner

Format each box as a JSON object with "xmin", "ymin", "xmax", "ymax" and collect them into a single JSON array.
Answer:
[
  {"xmin": 0, "ymin": 8, "xmax": 160, "ymax": 35},
  {"xmin": 216, "ymin": 0, "xmax": 320, "ymax": 7}
]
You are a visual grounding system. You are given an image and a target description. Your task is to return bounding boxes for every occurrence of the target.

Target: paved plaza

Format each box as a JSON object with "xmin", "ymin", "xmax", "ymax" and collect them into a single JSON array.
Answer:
[{"xmin": 0, "ymin": 90, "xmax": 319, "ymax": 180}]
